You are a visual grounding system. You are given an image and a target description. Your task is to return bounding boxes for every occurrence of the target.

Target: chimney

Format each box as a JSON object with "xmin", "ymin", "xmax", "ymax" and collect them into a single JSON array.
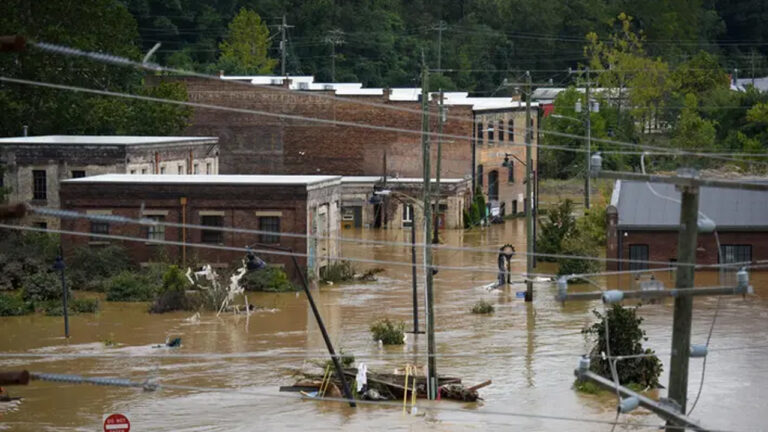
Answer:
[{"xmin": 22, "ymin": 125, "xmax": 28, "ymax": 137}]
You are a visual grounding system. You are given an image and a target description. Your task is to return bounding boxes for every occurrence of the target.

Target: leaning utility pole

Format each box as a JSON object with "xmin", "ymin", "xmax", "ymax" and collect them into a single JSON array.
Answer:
[
  {"xmin": 666, "ymin": 183, "xmax": 699, "ymax": 429},
  {"xmin": 420, "ymin": 53, "xmax": 437, "ymax": 400},
  {"xmin": 279, "ymin": 15, "xmax": 293, "ymax": 76},
  {"xmin": 524, "ymin": 71, "xmax": 534, "ymax": 302},
  {"xmin": 433, "ymin": 88, "xmax": 444, "ymax": 244}
]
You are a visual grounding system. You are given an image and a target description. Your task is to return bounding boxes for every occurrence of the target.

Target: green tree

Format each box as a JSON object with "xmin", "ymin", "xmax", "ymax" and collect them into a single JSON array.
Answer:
[
  {"xmin": 217, "ymin": 8, "xmax": 277, "ymax": 75},
  {"xmin": 673, "ymin": 94, "xmax": 717, "ymax": 151}
]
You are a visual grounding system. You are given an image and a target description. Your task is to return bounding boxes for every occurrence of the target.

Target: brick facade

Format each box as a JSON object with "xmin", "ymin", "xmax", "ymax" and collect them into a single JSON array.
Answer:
[
  {"xmin": 59, "ymin": 176, "xmax": 341, "ymax": 282},
  {"xmin": 156, "ymin": 77, "xmax": 475, "ymax": 179}
]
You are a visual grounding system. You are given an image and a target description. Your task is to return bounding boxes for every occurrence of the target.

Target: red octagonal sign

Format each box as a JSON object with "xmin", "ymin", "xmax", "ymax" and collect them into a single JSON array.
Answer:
[{"xmin": 104, "ymin": 413, "xmax": 130, "ymax": 432}]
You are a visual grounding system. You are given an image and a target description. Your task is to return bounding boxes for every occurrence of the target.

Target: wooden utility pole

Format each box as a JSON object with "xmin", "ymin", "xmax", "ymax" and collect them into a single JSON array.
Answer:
[
  {"xmin": 524, "ymin": 71, "xmax": 534, "ymax": 302},
  {"xmin": 324, "ymin": 29, "xmax": 344, "ymax": 82},
  {"xmin": 433, "ymin": 88, "xmax": 444, "ymax": 244},
  {"xmin": 279, "ymin": 16, "xmax": 293, "ymax": 76},
  {"xmin": 434, "ymin": 21, "xmax": 448, "ymax": 71},
  {"xmin": 420, "ymin": 53, "xmax": 437, "ymax": 400},
  {"xmin": 584, "ymin": 67, "xmax": 591, "ymax": 210},
  {"xmin": 666, "ymin": 185, "xmax": 699, "ymax": 429}
]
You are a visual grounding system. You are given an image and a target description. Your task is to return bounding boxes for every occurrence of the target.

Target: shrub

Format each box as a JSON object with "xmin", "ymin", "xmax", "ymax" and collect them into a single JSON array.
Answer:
[
  {"xmin": 241, "ymin": 267, "xmax": 296, "ymax": 292},
  {"xmin": 557, "ymin": 237, "xmax": 601, "ymax": 278},
  {"xmin": 105, "ymin": 271, "xmax": 157, "ymax": 302},
  {"xmin": 320, "ymin": 261, "xmax": 355, "ymax": 283},
  {"xmin": 370, "ymin": 318, "xmax": 405, "ymax": 345},
  {"xmin": 582, "ymin": 304, "xmax": 663, "ymax": 388},
  {"xmin": 68, "ymin": 245, "xmax": 133, "ymax": 291},
  {"xmin": 161, "ymin": 265, "xmax": 190, "ymax": 293},
  {"xmin": 148, "ymin": 265, "xmax": 193, "ymax": 313},
  {"xmin": 0, "ymin": 293, "xmax": 33, "ymax": 316},
  {"xmin": 42, "ymin": 298, "xmax": 99, "ymax": 316},
  {"xmin": 471, "ymin": 299, "xmax": 494, "ymax": 314},
  {"xmin": 320, "ymin": 349, "xmax": 356, "ymax": 370},
  {"xmin": 536, "ymin": 199, "xmax": 577, "ymax": 259},
  {"xmin": 0, "ymin": 232, "xmax": 59, "ymax": 291},
  {"xmin": 22, "ymin": 271, "xmax": 70, "ymax": 303}
]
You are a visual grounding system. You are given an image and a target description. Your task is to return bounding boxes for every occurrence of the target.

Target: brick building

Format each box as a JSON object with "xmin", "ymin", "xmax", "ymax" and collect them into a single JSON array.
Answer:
[
  {"xmin": 339, "ymin": 176, "xmax": 471, "ymax": 230},
  {"xmin": 160, "ymin": 76, "xmax": 475, "ymax": 180},
  {"xmin": 0, "ymin": 135, "xmax": 219, "ymax": 228},
  {"xmin": 59, "ymin": 174, "xmax": 341, "ymax": 282},
  {"xmin": 606, "ymin": 180, "xmax": 768, "ymax": 271}
]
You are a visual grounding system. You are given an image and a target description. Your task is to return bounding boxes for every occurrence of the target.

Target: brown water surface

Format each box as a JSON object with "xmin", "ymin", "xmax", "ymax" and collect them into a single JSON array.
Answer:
[{"xmin": 1, "ymin": 219, "xmax": 767, "ymax": 431}]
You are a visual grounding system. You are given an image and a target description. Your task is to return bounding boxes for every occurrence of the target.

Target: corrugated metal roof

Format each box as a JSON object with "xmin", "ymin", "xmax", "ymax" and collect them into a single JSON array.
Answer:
[
  {"xmin": 0, "ymin": 135, "xmax": 218, "ymax": 145},
  {"xmin": 63, "ymin": 174, "xmax": 341, "ymax": 186},
  {"xmin": 615, "ymin": 180, "xmax": 768, "ymax": 230}
]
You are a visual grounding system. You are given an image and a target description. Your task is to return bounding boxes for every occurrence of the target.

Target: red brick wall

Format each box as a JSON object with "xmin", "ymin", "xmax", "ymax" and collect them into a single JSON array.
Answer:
[
  {"xmin": 606, "ymin": 228, "xmax": 768, "ymax": 270},
  {"xmin": 59, "ymin": 182, "xmax": 309, "ymax": 281},
  {"xmin": 156, "ymin": 77, "xmax": 474, "ymax": 177}
]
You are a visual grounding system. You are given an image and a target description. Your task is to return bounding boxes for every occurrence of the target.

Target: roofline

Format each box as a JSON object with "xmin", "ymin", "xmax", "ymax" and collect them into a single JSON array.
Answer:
[
  {"xmin": 62, "ymin": 176, "xmax": 342, "ymax": 188},
  {"xmin": 617, "ymin": 225, "xmax": 768, "ymax": 232}
]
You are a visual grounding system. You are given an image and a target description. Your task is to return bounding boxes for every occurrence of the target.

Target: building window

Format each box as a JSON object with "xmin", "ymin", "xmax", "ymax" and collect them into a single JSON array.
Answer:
[
  {"xmin": 32, "ymin": 170, "xmax": 47, "ymax": 200},
  {"xmin": 487, "ymin": 124, "xmax": 494, "ymax": 143},
  {"xmin": 477, "ymin": 164, "xmax": 484, "ymax": 187},
  {"xmin": 193, "ymin": 163, "xmax": 199, "ymax": 174},
  {"xmin": 71, "ymin": 170, "xmax": 86, "ymax": 178},
  {"xmin": 402, "ymin": 204, "xmax": 414, "ymax": 228},
  {"xmin": 130, "ymin": 169, "xmax": 136, "ymax": 175},
  {"xmin": 476, "ymin": 122, "xmax": 483, "ymax": 144},
  {"xmin": 628, "ymin": 244, "xmax": 649, "ymax": 270},
  {"xmin": 178, "ymin": 164, "xmax": 184, "ymax": 175},
  {"xmin": 507, "ymin": 161, "xmax": 515, "ymax": 183},
  {"xmin": 34, "ymin": 222, "xmax": 47, "ymax": 230},
  {"xmin": 498, "ymin": 120, "xmax": 505, "ymax": 142},
  {"xmin": 141, "ymin": 168, "xmax": 148, "ymax": 175},
  {"xmin": 720, "ymin": 245, "xmax": 752, "ymax": 265},
  {"xmin": 508, "ymin": 119, "xmax": 514, "ymax": 141},
  {"xmin": 160, "ymin": 166, "xmax": 166, "ymax": 174},
  {"xmin": 259, "ymin": 216, "xmax": 281, "ymax": 244},
  {"xmin": 512, "ymin": 200, "xmax": 518, "ymax": 214},
  {"xmin": 206, "ymin": 162, "xmax": 212, "ymax": 174},
  {"xmin": 488, "ymin": 170, "xmax": 499, "ymax": 201},
  {"xmin": 201, "ymin": 215, "xmax": 223, "ymax": 244},
  {"xmin": 90, "ymin": 221, "xmax": 109, "ymax": 241},
  {"xmin": 146, "ymin": 216, "xmax": 165, "ymax": 241}
]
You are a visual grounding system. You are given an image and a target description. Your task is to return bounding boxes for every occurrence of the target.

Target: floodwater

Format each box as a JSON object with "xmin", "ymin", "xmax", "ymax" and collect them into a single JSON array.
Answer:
[{"xmin": 1, "ymin": 219, "xmax": 767, "ymax": 431}]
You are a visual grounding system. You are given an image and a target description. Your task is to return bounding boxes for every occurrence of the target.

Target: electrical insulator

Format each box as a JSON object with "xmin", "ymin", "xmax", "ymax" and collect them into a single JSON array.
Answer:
[
  {"xmin": 619, "ymin": 396, "xmax": 640, "ymax": 413},
  {"xmin": 602, "ymin": 290, "xmax": 624, "ymax": 304},
  {"xmin": 557, "ymin": 276, "xmax": 568, "ymax": 301},
  {"xmin": 737, "ymin": 267, "xmax": 749, "ymax": 290},
  {"xmin": 590, "ymin": 153, "xmax": 602, "ymax": 177},
  {"xmin": 689, "ymin": 344, "xmax": 708, "ymax": 358},
  {"xmin": 697, "ymin": 215, "xmax": 716, "ymax": 233}
]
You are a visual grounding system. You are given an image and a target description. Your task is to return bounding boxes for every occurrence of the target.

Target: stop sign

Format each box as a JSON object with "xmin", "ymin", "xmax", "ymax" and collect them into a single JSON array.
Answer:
[{"xmin": 103, "ymin": 413, "xmax": 130, "ymax": 432}]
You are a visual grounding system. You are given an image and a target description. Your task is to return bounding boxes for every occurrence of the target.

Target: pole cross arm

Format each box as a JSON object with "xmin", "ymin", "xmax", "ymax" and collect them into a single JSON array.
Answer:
[
  {"xmin": 596, "ymin": 170, "xmax": 768, "ymax": 192},
  {"xmin": 574, "ymin": 369, "xmax": 709, "ymax": 432},
  {"xmin": 556, "ymin": 284, "xmax": 753, "ymax": 303}
]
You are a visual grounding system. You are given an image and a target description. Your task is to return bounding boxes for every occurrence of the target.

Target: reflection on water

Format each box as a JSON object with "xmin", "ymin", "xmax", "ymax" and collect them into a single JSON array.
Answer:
[{"xmin": 1, "ymin": 219, "xmax": 767, "ymax": 431}]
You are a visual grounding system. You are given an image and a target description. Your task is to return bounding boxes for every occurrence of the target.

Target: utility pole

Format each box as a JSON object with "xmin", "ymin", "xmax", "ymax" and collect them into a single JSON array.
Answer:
[
  {"xmin": 524, "ymin": 71, "xmax": 534, "ymax": 302},
  {"xmin": 433, "ymin": 88, "xmax": 444, "ymax": 244},
  {"xmin": 324, "ymin": 29, "xmax": 344, "ymax": 82},
  {"xmin": 666, "ymin": 185, "xmax": 699, "ymax": 429},
  {"xmin": 53, "ymin": 248, "xmax": 69, "ymax": 338},
  {"xmin": 411, "ymin": 217, "xmax": 419, "ymax": 333},
  {"xmin": 420, "ymin": 52, "xmax": 437, "ymax": 400},
  {"xmin": 584, "ymin": 67, "xmax": 591, "ymax": 210},
  {"xmin": 433, "ymin": 21, "xmax": 448, "ymax": 71},
  {"xmin": 279, "ymin": 15, "xmax": 293, "ymax": 76}
]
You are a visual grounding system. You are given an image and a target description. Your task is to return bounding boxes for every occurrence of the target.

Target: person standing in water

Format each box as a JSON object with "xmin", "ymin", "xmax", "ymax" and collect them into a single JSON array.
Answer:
[{"xmin": 497, "ymin": 244, "xmax": 516, "ymax": 286}]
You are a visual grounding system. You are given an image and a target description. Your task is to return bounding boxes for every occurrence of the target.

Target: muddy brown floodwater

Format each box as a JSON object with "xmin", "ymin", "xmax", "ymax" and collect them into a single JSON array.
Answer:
[{"xmin": 1, "ymin": 219, "xmax": 767, "ymax": 431}]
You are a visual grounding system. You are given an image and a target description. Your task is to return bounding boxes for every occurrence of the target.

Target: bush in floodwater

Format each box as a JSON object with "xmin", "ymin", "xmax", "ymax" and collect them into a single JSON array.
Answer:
[
  {"xmin": 43, "ymin": 298, "xmax": 100, "ymax": 316},
  {"xmin": 149, "ymin": 266, "xmax": 194, "ymax": 313},
  {"xmin": 68, "ymin": 245, "xmax": 134, "ymax": 291},
  {"xmin": 105, "ymin": 271, "xmax": 158, "ymax": 302},
  {"xmin": 370, "ymin": 318, "xmax": 405, "ymax": 345},
  {"xmin": 0, "ymin": 293, "xmax": 33, "ymax": 316},
  {"xmin": 22, "ymin": 271, "xmax": 71, "ymax": 303},
  {"xmin": 320, "ymin": 261, "xmax": 355, "ymax": 283},
  {"xmin": 241, "ymin": 267, "xmax": 296, "ymax": 292},
  {"xmin": 582, "ymin": 304, "xmax": 662, "ymax": 388},
  {"xmin": 471, "ymin": 299, "xmax": 494, "ymax": 314}
]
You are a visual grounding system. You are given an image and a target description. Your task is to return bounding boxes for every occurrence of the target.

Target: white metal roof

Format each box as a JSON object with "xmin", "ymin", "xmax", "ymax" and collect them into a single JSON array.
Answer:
[
  {"xmin": 340, "ymin": 176, "xmax": 467, "ymax": 184},
  {"xmin": 0, "ymin": 135, "xmax": 218, "ymax": 145},
  {"xmin": 389, "ymin": 88, "xmax": 423, "ymax": 101},
  {"xmin": 336, "ymin": 88, "xmax": 385, "ymax": 96},
  {"xmin": 63, "ymin": 174, "xmax": 341, "ymax": 186}
]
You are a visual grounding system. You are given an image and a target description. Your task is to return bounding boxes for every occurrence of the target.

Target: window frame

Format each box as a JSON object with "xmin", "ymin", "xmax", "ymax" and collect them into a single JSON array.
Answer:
[
  {"xmin": 402, "ymin": 204, "xmax": 414, "ymax": 228},
  {"xmin": 628, "ymin": 244, "xmax": 650, "ymax": 271},
  {"xmin": 498, "ymin": 120, "xmax": 505, "ymax": 142},
  {"xmin": 32, "ymin": 169, "xmax": 47, "ymax": 200},
  {"xmin": 146, "ymin": 215, "xmax": 166, "ymax": 241},
  {"xmin": 90, "ymin": 221, "xmax": 109, "ymax": 241},
  {"xmin": 259, "ymin": 216, "xmax": 281, "ymax": 244},
  {"xmin": 719, "ymin": 244, "xmax": 752, "ymax": 265},
  {"xmin": 200, "ymin": 215, "xmax": 224, "ymax": 244}
]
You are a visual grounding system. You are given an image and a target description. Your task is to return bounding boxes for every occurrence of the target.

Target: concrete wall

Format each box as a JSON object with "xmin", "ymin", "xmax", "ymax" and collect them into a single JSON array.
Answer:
[
  {"xmin": 162, "ymin": 77, "xmax": 475, "ymax": 178},
  {"xmin": 59, "ymin": 181, "xmax": 340, "ymax": 283},
  {"xmin": 0, "ymin": 142, "xmax": 218, "ymax": 229}
]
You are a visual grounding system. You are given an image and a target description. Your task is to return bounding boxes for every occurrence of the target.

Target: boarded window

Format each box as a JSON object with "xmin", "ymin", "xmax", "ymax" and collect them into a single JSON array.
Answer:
[
  {"xmin": 628, "ymin": 244, "xmax": 649, "ymax": 270},
  {"xmin": 201, "ymin": 215, "xmax": 223, "ymax": 244},
  {"xmin": 32, "ymin": 170, "xmax": 47, "ymax": 200}
]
